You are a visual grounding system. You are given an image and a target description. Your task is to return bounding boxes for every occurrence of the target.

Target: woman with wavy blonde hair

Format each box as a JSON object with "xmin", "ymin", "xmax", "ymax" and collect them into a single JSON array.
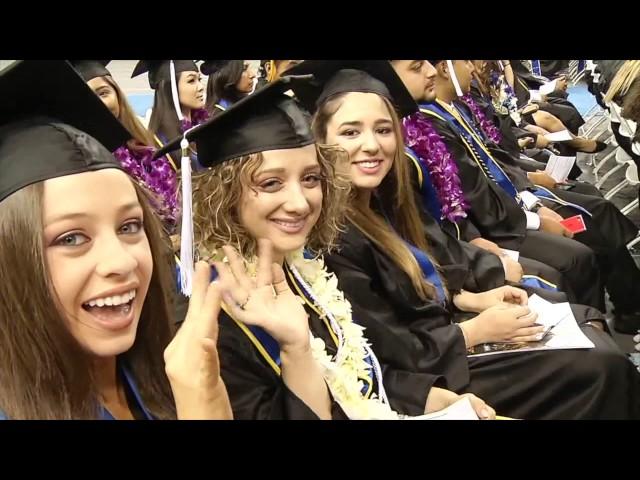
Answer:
[{"xmin": 158, "ymin": 75, "xmax": 498, "ymax": 420}]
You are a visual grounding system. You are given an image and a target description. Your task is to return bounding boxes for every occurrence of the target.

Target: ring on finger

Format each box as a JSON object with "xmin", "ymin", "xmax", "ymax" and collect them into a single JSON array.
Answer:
[{"xmin": 239, "ymin": 295, "xmax": 250, "ymax": 310}]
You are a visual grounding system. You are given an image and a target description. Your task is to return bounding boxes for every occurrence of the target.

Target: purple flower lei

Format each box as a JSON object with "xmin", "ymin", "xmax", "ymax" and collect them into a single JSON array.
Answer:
[
  {"xmin": 402, "ymin": 112, "xmax": 469, "ymax": 222},
  {"xmin": 112, "ymin": 144, "xmax": 179, "ymax": 227},
  {"xmin": 180, "ymin": 108, "xmax": 210, "ymax": 132},
  {"xmin": 461, "ymin": 92, "xmax": 503, "ymax": 144}
]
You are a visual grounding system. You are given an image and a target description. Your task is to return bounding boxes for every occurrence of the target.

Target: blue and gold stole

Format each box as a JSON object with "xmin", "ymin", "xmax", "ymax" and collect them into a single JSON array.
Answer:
[
  {"xmin": 405, "ymin": 146, "xmax": 464, "ymax": 241},
  {"xmin": 411, "ymin": 108, "xmax": 559, "ymax": 292},
  {"xmin": 377, "ymin": 196, "xmax": 448, "ymax": 304},
  {"xmin": 420, "ymin": 101, "xmax": 591, "ymax": 218},
  {"xmin": 420, "ymin": 101, "xmax": 524, "ymax": 206}
]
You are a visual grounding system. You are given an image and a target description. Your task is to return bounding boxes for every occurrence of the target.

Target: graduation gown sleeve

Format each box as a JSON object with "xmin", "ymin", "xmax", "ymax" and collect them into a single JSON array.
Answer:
[
  {"xmin": 427, "ymin": 115, "xmax": 527, "ymax": 249},
  {"xmin": 404, "ymin": 147, "xmax": 505, "ymax": 291},
  {"xmin": 218, "ymin": 311, "xmax": 346, "ymax": 420}
]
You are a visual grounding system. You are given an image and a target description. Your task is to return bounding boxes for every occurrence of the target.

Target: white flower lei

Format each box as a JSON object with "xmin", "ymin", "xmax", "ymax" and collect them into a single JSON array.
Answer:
[
  {"xmin": 286, "ymin": 249, "xmax": 401, "ymax": 420},
  {"xmin": 491, "ymin": 73, "xmax": 521, "ymax": 126}
]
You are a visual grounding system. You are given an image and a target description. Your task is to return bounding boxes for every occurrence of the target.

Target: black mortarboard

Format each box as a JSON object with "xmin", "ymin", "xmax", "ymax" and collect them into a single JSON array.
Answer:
[
  {"xmin": 199, "ymin": 60, "xmax": 233, "ymax": 76},
  {"xmin": 69, "ymin": 60, "xmax": 112, "ymax": 82},
  {"xmin": 0, "ymin": 60, "xmax": 132, "ymax": 202},
  {"xmin": 286, "ymin": 60, "xmax": 418, "ymax": 117},
  {"xmin": 154, "ymin": 75, "xmax": 316, "ymax": 167},
  {"xmin": 131, "ymin": 60, "xmax": 198, "ymax": 89}
]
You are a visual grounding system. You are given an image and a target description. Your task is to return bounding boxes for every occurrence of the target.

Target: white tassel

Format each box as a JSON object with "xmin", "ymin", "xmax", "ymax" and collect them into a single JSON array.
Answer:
[
  {"xmin": 497, "ymin": 60, "xmax": 504, "ymax": 71},
  {"xmin": 179, "ymin": 136, "xmax": 194, "ymax": 296},
  {"xmin": 446, "ymin": 60, "xmax": 464, "ymax": 97},
  {"xmin": 170, "ymin": 60, "xmax": 184, "ymax": 121}
]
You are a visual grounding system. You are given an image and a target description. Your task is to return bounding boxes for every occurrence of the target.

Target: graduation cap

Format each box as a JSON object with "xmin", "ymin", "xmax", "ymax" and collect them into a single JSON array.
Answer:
[
  {"xmin": 285, "ymin": 60, "xmax": 418, "ymax": 117},
  {"xmin": 0, "ymin": 60, "xmax": 130, "ymax": 152},
  {"xmin": 132, "ymin": 60, "xmax": 199, "ymax": 125},
  {"xmin": 131, "ymin": 60, "xmax": 198, "ymax": 90},
  {"xmin": 199, "ymin": 60, "xmax": 232, "ymax": 76},
  {"xmin": 69, "ymin": 60, "xmax": 112, "ymax": 82},
  {"xmin": 154, "ymin": 75, "xmax": 315, "ymax": 297},
  {"xmin": 0, "ymin": 60, "xmax": 132, "ymax": 203}
]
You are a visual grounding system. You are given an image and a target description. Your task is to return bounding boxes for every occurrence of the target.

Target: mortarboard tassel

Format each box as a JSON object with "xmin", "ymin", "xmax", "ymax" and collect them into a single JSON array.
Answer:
[
  {"xmin": 170, "ymin": 60, "xmax": 184, "ymax": 122},
  {"xmin": 446, "ymin": 60, "xmax": 464, "ymax": 97},
  {"xmin": 178, "ymin": 135, "xmax": 194, "ymax": 296}
]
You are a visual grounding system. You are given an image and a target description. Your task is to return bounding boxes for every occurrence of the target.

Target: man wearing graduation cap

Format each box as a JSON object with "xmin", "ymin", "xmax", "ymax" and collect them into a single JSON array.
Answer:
[
  {"xmin": 274, "ymin": 60, "xmax": 640, "ymax": 420},
  {"xmin": 0, "ymin": 60, "xmax": 233, "ymax": 420},
  {"xmin": 400, "ymin": 60, "xmax": 601, "ymax": 308},
  {"xmin": 420, "ymin": 60, "xmax": 640, "ymax": 333}
]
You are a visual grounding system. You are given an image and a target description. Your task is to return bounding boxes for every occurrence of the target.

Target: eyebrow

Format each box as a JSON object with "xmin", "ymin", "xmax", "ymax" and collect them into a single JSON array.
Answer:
[
  {"xmin": 338, "ymin": 121, "xmax": 363, "ymax": 128},
  {"xmin": 45, "ymin": 202, "xmax": 142, "ymax": 224},
  {"xmin": 256, "ymin": 168, "xmax": 286, "ymax": 175},
  {"xmin": 255, "ymin": 164, "xmax": 321, "ymax": 176},
  {"xmin": 340, "ymin": 117, "xmax": 392, "ymax": 127}
]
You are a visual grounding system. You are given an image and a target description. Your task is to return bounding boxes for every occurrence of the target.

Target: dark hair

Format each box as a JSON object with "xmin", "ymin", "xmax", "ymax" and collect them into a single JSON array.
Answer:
[
  {"xmin": 149, "ymin": 69, "xmax": 201, "ymax": 163},
  {"xmin": 148, "ymin": 77, "xmax": 182, "ymax": 146},
  {"xmin": 0, "ymin": 178, "xmax": 177, "ymax": 419},
  {"xmin": 205, "ymin": 60, "xmax": 246, "ymax": 113}
]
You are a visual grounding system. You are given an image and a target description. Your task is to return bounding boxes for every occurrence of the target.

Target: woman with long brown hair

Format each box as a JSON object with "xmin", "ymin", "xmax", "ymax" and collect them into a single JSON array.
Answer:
[
  {"xmin": 71, "ymin": 60, "xmax": 179, "ymax": 233},
  {"xmin": 294, "ymin": 60, "xmax": 640, "ymax": 419},
  {"xmin": 0, "ymin": 60, "xmax": 232, "ymax": 420}
]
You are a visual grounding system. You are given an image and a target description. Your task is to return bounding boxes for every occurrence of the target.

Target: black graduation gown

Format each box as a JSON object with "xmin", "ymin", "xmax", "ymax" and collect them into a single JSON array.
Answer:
[
  {"xmin": 510, "ymin": 63, "xmax": 585, "ymax": 135},
  {"xmin": 401, "ymin": 162, "xmax": 570, "ymax": 299},
  {"xmin": 217, "ymin": 308, "xmax": 341, "ymax": 420},
  {"xmin": 214, "ymin": 265, "xmax": 441, "ymax": 419},
  {"xmin": 467, "ymin": 83, "xmax": 583, "ymax": 179},
  {"xmin": 459, "ymin": 101, "xmax": 640, "ymax": 314},
  {"xmin": 325, "ymin": 225, "xmax": 640, "ymax": 419},
  {"xmin": 423, "ymin": 109, "xmax": 604, "ymax": 310},
  {"xmin": 171, "ymin": 271, "xmax": 331, "ymax": 420}
]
